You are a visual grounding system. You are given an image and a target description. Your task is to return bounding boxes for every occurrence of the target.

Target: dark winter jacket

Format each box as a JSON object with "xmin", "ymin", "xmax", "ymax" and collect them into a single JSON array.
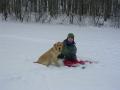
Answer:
[{"xmin": 58, "ymin": 39, "xmax": 77, "ymax": 60}]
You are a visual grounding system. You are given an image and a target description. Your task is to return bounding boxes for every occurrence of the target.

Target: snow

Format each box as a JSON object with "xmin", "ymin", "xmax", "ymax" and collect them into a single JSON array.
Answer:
[{"xmin": 0, "ymin": 22, "xmax": 120, "ymax": 90}]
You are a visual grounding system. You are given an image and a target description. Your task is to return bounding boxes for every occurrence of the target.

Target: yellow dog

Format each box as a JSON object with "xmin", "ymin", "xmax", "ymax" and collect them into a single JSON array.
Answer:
[{"xmin": 34, "ymin": 42, "xmax": 63, "ymax": 67}]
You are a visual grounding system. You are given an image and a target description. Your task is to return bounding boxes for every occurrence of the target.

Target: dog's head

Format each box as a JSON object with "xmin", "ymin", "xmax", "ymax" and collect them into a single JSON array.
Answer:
[{"xmin": 54, "ymin": 42, "xmax": 63, "ymax": 52}]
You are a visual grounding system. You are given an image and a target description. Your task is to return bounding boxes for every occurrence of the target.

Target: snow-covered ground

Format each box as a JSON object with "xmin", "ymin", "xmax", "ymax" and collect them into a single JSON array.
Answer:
[{"xmin": 0, "ymin": 22, "xmax": 120, "ymax": 90}]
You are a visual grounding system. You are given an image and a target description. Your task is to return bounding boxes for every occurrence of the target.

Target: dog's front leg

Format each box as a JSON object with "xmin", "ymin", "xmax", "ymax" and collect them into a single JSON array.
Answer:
[
  {"xmin": 46, "ymin": 60, "xmax": 51, "ymax": 67},
  {"xmin": 54, "ymin": 59, "xmax": 60, "ymax": 67}
]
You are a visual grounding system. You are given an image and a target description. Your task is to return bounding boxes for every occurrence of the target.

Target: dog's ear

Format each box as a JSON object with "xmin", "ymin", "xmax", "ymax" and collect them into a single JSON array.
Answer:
[
  {"xmin": 54, "ymin": 43, "xmax": 58, "ymax": 50},
  {"xmin": 54, "ymin": 43, "xmax": 57, "ymax": 47}
]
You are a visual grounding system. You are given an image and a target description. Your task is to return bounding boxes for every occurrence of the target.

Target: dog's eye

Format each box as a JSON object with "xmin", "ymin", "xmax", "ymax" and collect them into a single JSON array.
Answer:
[{"xmin": 59, "ymin": 44, "xmax": 62, "ymax": 46}]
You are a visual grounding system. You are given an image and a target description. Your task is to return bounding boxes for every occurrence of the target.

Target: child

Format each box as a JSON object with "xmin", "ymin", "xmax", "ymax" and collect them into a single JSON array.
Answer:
[{"xmin": 58, "ymin": 33, "xmax": 79, "ymax": 67}]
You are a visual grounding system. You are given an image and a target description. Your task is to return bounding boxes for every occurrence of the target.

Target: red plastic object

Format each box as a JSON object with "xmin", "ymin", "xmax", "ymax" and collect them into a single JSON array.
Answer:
[{"xmin": 63, "ymin": 59, "xmax": 93, "ymax": 67}]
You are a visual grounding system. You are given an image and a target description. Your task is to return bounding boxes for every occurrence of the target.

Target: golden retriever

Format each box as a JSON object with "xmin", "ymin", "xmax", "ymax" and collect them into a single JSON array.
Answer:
[{"xmin": 34, "ymin": 42, "xmax": 63, "ymax": 67}]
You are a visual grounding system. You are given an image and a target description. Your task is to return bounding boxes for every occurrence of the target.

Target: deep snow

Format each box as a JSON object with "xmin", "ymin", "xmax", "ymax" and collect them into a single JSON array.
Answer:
[{"xmin": 0, "ymin": 22, "xmax": 120, "ymax": 90}]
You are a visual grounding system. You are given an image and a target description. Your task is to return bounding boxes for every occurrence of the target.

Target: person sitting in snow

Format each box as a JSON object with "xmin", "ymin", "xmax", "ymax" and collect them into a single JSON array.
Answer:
[{"xmin": 58, "ymin": 33, "xmax": 79, "ymax": 67}]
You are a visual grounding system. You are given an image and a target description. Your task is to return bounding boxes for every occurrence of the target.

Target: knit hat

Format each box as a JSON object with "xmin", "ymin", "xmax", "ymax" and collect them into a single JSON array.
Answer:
[{"xmin": 67, "ymin": 33, "xmax": 74, "ymax": 39}]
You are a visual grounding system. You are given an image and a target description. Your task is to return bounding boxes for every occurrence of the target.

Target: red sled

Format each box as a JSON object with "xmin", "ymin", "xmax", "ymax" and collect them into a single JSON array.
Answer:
[{"xmin": 63, "ymin": 59, "xmax": 94, "ymax": 67}]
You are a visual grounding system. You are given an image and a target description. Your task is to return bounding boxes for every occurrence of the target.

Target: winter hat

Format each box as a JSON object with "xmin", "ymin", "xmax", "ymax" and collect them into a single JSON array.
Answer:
[{"xmin": 67, "ymin": 33, "xmax": 74, "ymax": 39}]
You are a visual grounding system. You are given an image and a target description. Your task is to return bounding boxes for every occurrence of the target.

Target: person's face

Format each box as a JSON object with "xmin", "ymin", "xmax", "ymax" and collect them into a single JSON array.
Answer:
[{"xmin": 68, "ymin": 37, "xmax": 74, "ymax": 43}]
